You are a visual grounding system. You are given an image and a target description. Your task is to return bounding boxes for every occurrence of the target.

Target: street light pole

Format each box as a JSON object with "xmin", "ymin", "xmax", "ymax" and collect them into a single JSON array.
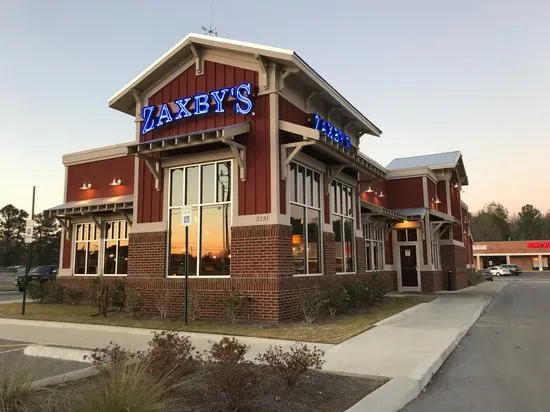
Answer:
[{"xmin": 21, "ymin": 185, "xmax": 36, "ymax": 316}]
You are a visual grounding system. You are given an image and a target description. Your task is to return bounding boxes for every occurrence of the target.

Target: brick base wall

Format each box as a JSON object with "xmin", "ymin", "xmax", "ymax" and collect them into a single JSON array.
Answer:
[
  {"xmin": 421, "ymin": 271, "xmax": 444, "ymax": 293},
  {"xmin": 441, "ymin": 244, "xmax": 470, "ymax": 291},
  {"xmin": 128, "ymin": 231, "xmax": 166, "ymax": 277}
]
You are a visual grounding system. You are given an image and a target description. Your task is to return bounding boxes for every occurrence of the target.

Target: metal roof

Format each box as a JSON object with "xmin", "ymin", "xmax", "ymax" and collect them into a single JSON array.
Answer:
[
  {"xmin": 45, "ymin": 195, "xmax": 134, "ymax": 217},
  {"xmin": 108, "ymin": 33, "xmax": 381, "ymax": 137},
  {"xmin": 386, "ymin": 151, "xmax": 468, "ymax": 185},
  {"xmin": 393, "ymin": 208, "xmax": 428, "ymax": 219}
]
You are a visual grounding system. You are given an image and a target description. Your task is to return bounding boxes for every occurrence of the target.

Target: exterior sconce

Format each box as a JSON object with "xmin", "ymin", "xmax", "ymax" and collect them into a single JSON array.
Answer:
[
  {"xmin": 453, "ymin": 182, "xmax": 460, "ymax": 189},
  {"xmin": 109, "ymin": 177, "xmax": 123, "ymax": 186},
  {"xmin": 366, "ymin": 186, "xmax": 374, "ymax": 193},
  {"xmin": 432, "ymin": 197, "xmax": 442, "ymax": 204},
  {"xmin": 80, "ymin": 181, "xmax": 92, "ymax": 190},
  {"xmin": 376, "ymin": 191, "xmax": 385, "ymax": 198}
]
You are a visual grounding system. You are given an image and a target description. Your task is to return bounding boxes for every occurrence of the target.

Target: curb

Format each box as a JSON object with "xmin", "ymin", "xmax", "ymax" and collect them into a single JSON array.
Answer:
[
  {"xmin": 30, "ymin": 366, "xmax": 99, "ymax": 389},
  {"xmin": 374, "ymin": 301, "xmax": 432, "ymax": 327},
  {"xmin": 345, "ymin": 283, "xmax": 505, "ymax": 412},
  {"xmin": 24, "ymin": 344, "xmax": 93, "ymax": 363}
]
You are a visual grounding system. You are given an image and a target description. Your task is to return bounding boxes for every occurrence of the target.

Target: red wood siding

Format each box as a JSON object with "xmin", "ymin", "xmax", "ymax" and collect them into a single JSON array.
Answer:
[
  {"xmin": 437, "ymin": 181, "xmax": 448, "ymax": 213},
  {"xmin": 279, "ymin": 96, "xmax": 308, "ymax": 125},
  {"xmin": 450, "ymin": 171, "xmax": 461, "ymax": 221},
  {"xmin": 62, "ymin": 238, "xmax": 71, "ymax": 269},
  {"xmin": 386, "ymin": 177, "xmax": 424, "ymax": 209},
  {"xmin": 427, "ymin": 179, "xmax": 436, "ymax": 210},
  {"xmin": 360, "ymin": 180, "xmax": 388, "ymax": 208},
  {"xmin": 137, "ymin": 61, "xmax": 269, "ymax": 222},
  {"xmin": 66, "ymin": 157, "xmax": 134, "ymax": 202}
]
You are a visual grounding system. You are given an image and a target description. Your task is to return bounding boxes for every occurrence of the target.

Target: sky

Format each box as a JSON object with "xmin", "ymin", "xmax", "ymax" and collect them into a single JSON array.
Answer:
[{"xmin": 1, "ymin": 0, "xmax": 549, "ymax": 216}]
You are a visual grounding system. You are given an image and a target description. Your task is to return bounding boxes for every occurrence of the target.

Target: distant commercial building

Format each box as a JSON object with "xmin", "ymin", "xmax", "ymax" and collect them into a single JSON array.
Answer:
[
  {"xmin": 473, "ymin": 241, "xmax": 550, "ymax": 271},
  {"xmin": 45, "ymin": 33, "xmax": 474, "ymax": 321}
]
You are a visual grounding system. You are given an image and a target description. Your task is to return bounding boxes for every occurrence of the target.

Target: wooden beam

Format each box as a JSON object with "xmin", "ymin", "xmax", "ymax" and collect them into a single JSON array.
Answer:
[
  {"xmin": 255, "ymin": 54, "xmax": 269, "ymax": 90},
  {"xmin": 222, "ymin": 139, "xmax": 246, "ymax": 181},
  {"xmin": 190, "ymin": 44, "xmax": 203, "ymax": 75},
  {"xmin": 142, "ymin": 155, "xmax": 161, "ymax": 191}
]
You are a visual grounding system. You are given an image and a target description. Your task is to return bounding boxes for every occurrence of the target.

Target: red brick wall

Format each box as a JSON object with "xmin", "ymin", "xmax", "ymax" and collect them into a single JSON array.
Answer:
[
  {"xmin": 421, "ymin": 271, "xmax": 444, "ymax": 293},
  {"xmin": 323, "ymin": 232, "xmax": 336, "ymax": 276},
  {"xmin": 387, "ymin": 177, "xmax": 424, "ymax": 209},
  {"xmin": 356, "ymin": 237, "xmax": 366, "ymax": 274},
  {"xmin": 473, "ymin": 240, "xmax": 550, "ymax": 254},
  {"xmin": 441, "ymin": 244, "xmax": 470, "ymax": 290},
  {"xmin": 127, "ymin": 232, "xmax": 167, "ymax": 277}
]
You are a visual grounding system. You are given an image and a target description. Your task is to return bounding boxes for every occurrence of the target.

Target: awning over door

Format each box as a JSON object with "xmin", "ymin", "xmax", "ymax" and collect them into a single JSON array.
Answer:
[
  {"xmin": 361, "ymin": 200, "xmax": 407, "ymax": 221},
  {"xmin": 45, "ymin": 195, "xmax": 134, "ymax": 217}
]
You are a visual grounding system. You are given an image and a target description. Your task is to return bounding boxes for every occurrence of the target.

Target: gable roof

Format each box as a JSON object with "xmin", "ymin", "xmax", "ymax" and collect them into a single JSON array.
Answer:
[
  {"xmin": 386, "ymin": 151, "xmax": 468, "ymax": 185},
  {"xmin": 108, "ymin": 33, "xmax": 381, "ymax": 137}
]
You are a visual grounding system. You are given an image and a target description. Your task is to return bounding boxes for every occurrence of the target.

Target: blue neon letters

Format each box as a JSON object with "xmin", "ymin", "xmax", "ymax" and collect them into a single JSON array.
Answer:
[
  {"xmin": 312, "ymin": 114, "xmax": 351, "ymax": 151},
  {"xmin": 141, "ymin": 82, "xmax": 254, "ymax": 135}
]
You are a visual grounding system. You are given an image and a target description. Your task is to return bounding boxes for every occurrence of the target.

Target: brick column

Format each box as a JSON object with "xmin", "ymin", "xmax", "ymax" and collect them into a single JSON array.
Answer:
[
  {"xmin": 356, "ymin": 237, "xmax": 366, "ymax": 274},
  {"xmin": 128, "ymin": 231, "xmax": 167, "ymax": 277},
  {"xmin": 323, "ymin": 232, "xmax": 336, "ymax": 276}
]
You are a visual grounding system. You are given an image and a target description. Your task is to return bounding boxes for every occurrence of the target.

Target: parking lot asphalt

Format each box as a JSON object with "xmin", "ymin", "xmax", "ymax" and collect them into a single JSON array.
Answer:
[{"xmin": 0, "ymin": 338, "xmax": 89, "ymax": 381}]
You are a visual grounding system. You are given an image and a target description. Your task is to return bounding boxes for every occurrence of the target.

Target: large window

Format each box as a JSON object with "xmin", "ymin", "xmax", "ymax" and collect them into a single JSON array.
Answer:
[
  {"xmin": 289, "ymin": 163, "xmax": 322, "ymax": 275},
  {"xmin": 364, "ymin": 223, "xmax": 384, "ymax": 271},
  {"xmin": 74, "ymin": 223, "xmax": 99, "ymax": 275},
  {"xmin": 103, "ymin": 221, "xmax": 129, "ymax": 275},
  {"xmin": 168, "ymin": 161, "xmax": 232, "ymax": 276},
  {"xmin": 332, "ymin": 181, "xmax": 355, "ymax": 273}
]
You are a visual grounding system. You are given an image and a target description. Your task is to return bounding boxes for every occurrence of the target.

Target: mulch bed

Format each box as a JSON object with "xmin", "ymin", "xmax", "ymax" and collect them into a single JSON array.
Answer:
[{"xmin": 37, "ymin": 366, "xmax": 387, "ymax": 412}]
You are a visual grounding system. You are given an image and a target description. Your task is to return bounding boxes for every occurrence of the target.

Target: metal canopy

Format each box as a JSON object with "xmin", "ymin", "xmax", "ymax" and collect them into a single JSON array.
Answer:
[
  {"xmin": 45, "ymin": 195, "xmax": 134, "ymax": 218},
  {"xmin": 128, "ymin": 123, "xmax": 250, "ymax": 189},
  {"xmin": 360, "ymin": 200, "xmax": 407, "ymax": 221},
  {"xmin": 279, "ymin": 120, "xmax": 387, "ymax": 181}
]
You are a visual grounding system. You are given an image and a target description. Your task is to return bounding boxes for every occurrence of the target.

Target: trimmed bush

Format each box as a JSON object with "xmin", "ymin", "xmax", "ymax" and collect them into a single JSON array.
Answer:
[
  {"xmin": 255, "ymin": 343, "xmax": 325, "ymax": 387},
  {"xmin": 344, "ymin": 282, "xmax": 367, "ymax": 309},
  {"xmin": 365, "ymin": 274, "xmax": 389, "ymax": 305},
  {"xmin": 300, "ymin": 290, "xmax": 326, "ymax": 324},
  {"xmin": 323, "ymin": 284, "xmax": 349, "ymax": 317},
  {"xmin": 224, "ymin": 291, "xmax": 251, "ymax": 323},
  {"xmin": 28, "ymin": 281, "xmax": 65, "ymax": 304}
]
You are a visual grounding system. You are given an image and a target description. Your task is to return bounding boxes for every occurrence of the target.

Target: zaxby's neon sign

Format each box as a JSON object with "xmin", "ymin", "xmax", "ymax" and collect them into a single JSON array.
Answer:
[
  {"xmin": 141, "ymin": 82, "xmax": 254, "ymax": 135},
  {"xmin": 311, "ymin": 113, "xmax": 352, "ymax": 151}
]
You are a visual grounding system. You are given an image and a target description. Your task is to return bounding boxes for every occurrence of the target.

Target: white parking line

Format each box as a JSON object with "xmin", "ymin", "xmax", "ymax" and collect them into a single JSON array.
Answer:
[{"xmin": 0, "ymin": 347, "xmax": 26, "ymax": 354}]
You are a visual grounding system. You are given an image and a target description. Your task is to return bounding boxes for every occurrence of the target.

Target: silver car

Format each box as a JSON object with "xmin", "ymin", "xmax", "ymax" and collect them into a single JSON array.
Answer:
[{"xmin": 487, "ymin": 266, "xmax": 512, "ymax": 277}]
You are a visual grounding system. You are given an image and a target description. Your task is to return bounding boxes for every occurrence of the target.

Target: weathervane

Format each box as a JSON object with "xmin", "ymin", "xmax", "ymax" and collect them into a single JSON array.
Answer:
[{"xmin": 201, "ymin": 0, "xmax": 218, "ymax": 36}]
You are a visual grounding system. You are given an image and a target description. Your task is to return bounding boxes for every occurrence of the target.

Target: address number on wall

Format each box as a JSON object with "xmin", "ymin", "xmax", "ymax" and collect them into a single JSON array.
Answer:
[{"xmin": 256, "ymin": 215, "xmax": 269, "ymax": 222}]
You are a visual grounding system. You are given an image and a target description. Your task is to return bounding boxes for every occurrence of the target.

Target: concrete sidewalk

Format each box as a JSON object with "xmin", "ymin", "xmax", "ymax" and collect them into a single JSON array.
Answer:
[{"xmin": 0, "ymin": 280, "xmax": 507, "ymax": 412}]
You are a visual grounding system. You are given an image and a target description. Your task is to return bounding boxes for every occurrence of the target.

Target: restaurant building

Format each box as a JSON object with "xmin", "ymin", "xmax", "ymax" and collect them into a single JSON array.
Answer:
[
  {"xmin": 46, "ymin": 34, "xmax": 474, "ymax": 321},
  {"xmin": 473, "ymin": 241, "xmax": 550, "ymax": 271}
]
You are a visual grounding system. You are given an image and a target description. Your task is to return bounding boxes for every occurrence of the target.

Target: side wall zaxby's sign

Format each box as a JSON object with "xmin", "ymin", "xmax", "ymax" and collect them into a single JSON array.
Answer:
[{"xmin": 527, "ymin": 241, "xmax": 550, "ymax": 248}]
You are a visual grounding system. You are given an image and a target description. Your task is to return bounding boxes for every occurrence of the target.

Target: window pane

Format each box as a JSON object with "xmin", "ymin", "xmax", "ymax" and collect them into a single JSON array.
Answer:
[
  {"xmin": 290, "ymin": 204, "xmax": 306, "ymax": 274},
  {"xmin": 306, "ymin": 169, "xmax": 313, "ymax": 206},
  {"xmin": 217, "ymin": 162, "xmax": 231, "ymax": 202},
  {"xmin": 170, "ymin": 168, "xmax": 183, "ymax": 206},
  {"xmin": 289, "ymin": 163, "xmax": 296, "ymax": 202},
  {"xmin": 75, "ymin": 243, "xmax": 86, "ymax": 274},
  {"xmin": 201, "ymin": 164, "xmax": 216, "ymax": 204},
  {"xmin": 347, "ymin": 186, "xmax": 353, "ymax": 216},
  {"xmin": 407, "ymin": 229, "xmax": 418, "ymax": 241},
  {"xmin": 200, "ymin": 205, "xmax": 231, "ymax": 276},
  {"xmin": 83, "ymin": 224, "xmax": 89, "ymax": 241},
  {"xmin": 366, "ymin": 241, "xmax": 372, "ymax": 271},
  {"xmin": 307, "ymin": 208, "xmax": 321, "ymax": 274},
  {"xmin": 118, "ymin": 240, "xmax": 128, "ymax": 274},
  {"xmin": 185, "ymin": 166, "xmax": 199, "ymax": 205},
  {"xmin": 168, "ymin": 208, "xmax": 198, "ymax": 276},
  {"xmin": 313, "ymin": 172, "xmax": 320, "ymax": 208},
  {"xmin": 297, "ymin": 166, "xmax": 305, "ymax": 204},
  {"xmin": 344, "ymin": 218, "xmax": 354, "ymax": 272},
  {"xmin": 104, "ymin": 241, "xmax": 117, "ymax": 274},
  {"xmin": 333, "ymin": 215, "xmax": 343, "ymax": 273},
  {"xmin": 373, "ymin": 242, "xmax": 378, "ymax": 270},
  {"xmin": 331, "ymin": 182, "xmax": 336, "ymax": 213},
  {"xmin": 336, "ymin": 183, "xmax": 342, "ymax": 214},
  {"xmin": 397, "ymin": 229, "xmax": 407, "ymax": 242},
  {"xmin": 87, "ymin": 242, "xmax": 99, "ymax": 274}
]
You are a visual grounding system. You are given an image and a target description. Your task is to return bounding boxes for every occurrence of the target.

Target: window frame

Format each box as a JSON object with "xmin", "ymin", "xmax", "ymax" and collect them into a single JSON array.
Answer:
[
  {"xmin": 331, "ymin": 180, "xmax": 356, "ymax": 274},
  {"xmin": 72, "ymin": 222, "xmax": 100, "ymax": 276},
  {"xmin": 166, "ymin": 159, "xmax": 233, "ymax": 278},
  {"xmin": 289, "ymin": 161, "xmax": 324, "ymax": 277},
  {"xmin": 102, "ymin": 220, "xmax": 129, "ymax": 276},
  {"xmin": 364, "ymin": 223, "xmax": 385, "ymax": 272}
]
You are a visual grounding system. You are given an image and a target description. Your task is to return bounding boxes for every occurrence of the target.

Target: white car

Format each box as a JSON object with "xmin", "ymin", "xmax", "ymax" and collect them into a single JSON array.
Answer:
[{"xmin": 487, "ymin": 266, "xmax": 511, "ymax": 276}]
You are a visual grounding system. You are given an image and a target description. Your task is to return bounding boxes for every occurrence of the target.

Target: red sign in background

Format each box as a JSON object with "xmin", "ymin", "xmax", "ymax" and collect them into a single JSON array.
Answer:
[{"xmin": 527, "ymin": 241, "xmax": 550, "ymax": 248}]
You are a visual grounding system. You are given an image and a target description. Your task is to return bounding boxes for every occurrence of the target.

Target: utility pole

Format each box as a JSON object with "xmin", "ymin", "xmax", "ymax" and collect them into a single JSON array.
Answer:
[{"xmin": 21, "ymin": 185, "xmax": 36, "ymax": 315}]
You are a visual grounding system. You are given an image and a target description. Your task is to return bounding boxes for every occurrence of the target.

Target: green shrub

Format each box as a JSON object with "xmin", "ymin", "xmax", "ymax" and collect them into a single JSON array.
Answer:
[
  {"xmin": 323, "ymin": 284, "xmax": 349, "ymax": 317},
  {"xmin": 365, "ymin": 274, "xmax": 389, "ymax": 305},
  {"xmin": 109, "ymin": 280, "xmax": 126, "ymax": 312},
  {"xmin": 224, "ymin": 291, "xmax": 251, "ymax": 324},
  {"xmin": 300, "ymin": 290, "xmax": 326, "ymax": 324},
  {"xmin": 344, "ymin": 282, "xmax": 367, "ymax": 309},
  {"xmin": 28, "ymin": 283, "xmax": 46, "ymax": 303},
  {"xmin": 28, "ymin": 282, "xmax": 65, "ymax": 304},
  {"xmin": 85, "ymin": 341, "xmax": 142, "ymax": 371},
  {"xmin": 66, "ymin": 288, "xmax": 84, "ymax": 305},
  {"xmin": 125, "ymin": 288, "xmax": 143, "ymax": 315},
  {"xmin": 205, "ymin": 337, "xmax": 256, "ymax": 411},
  {"xmin": 255, "ymin": 343, "xmax": 325, "ymax": 387}
]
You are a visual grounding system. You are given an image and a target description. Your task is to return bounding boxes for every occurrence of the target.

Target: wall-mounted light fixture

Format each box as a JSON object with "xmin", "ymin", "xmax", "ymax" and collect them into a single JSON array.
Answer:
[
  {"xmin": 432, "ymin": 197, "xmax": 442, "ymax": 204},
  {"xmin": 109, "ymin": 177, "xmax": 123, "ymax": 186},
  {"xmin": 376, "ymin": 191, "xmax": 385, "ymax": 198},
  {"xmin": 80, "ymin": 181, "xmax": 92, "ymax": 190},
  {"xmin": 366, "ymin": 186, "xmax": 374, "ymax": 193},
  {"xmin": 453, "ymin": 182, "xmax": 460, "ymax": 189}
]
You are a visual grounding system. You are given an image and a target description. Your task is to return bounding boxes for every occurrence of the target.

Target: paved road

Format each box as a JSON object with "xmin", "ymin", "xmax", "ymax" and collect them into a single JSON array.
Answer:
[
  {"xmin": 0, "ymin": 338, "xmax": 89, "ymax": 381},
  {"xmin": 0, "ymin": 291, "xmax": 22, "ymax": 302},
  {"xmin": 404, "ymin": 278, "xmax": 550, "ymax": 412}
]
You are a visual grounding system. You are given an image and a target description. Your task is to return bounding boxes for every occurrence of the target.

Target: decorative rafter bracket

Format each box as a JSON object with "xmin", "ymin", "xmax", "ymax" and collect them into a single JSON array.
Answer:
[
  {"xmin": 305, "ymin": 89, "xmax": 323, "ymax": 111},
  {"xmin": 55, "ymin": 216, "xmax": 72, "ymax": 240},
  {"xmin": 122, "ymin": 211, "xmax": 133, "ymax": 225},
  {"xmin": 343, "ymin": 119, "xmax": 355, "ymax": 135},
  {"xmin": 280, "ymin": 141, "xmax": 317, "ymax": 180},
  {"xmin": 190, "ymin": 44, "xmax": 204, "ymax": 75},
  {"xmin": 142, "ymin": 154, "xmax": 161, "ymax": 191},
  {"xmin": 222, "ymin": 138, "xmax": 247, "ymax": 181},
  {"xmin": 255, "ymin": 54, "xmax": 269, "ymax": 90},
  {"xmin": 431, "ymin": 221, "xmax": 446, "ymax": 235},
  {"xmin": 280, "ymin": 67, "xmax": 299, "ymax": 91},
  {"xmin": 327, "ymin": 107, "xmax": 340, "ymax": 123},
  {"xmin": 86, "ymin": 214, "xmax": 103, "ymax": 236},
  {"xmin": 325, "ymin": 164, "xmax": 346, "ymax": 191}
]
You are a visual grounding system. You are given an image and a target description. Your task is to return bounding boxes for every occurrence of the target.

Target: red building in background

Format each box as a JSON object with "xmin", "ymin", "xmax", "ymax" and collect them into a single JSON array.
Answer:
[{"xmin": 46, "ymin": 34, "xmax": 474, "ymax": 321}]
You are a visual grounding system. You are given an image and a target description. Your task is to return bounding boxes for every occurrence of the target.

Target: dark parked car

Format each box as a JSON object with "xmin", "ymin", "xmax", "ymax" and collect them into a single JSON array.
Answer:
[{"xmin": 15, "ymin": 265, "xmax": 58, "ymax": 292}]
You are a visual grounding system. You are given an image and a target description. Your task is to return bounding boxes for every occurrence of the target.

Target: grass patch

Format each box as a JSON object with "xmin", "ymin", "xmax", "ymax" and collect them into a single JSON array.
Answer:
[{"xmin": 0, "ymin": 296, "xmax": 433, "ymax": 344}]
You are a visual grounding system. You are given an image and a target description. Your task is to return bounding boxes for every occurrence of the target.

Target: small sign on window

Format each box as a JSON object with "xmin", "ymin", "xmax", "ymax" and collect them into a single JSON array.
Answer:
[
  {"xmin": 181, "ymin": 206, "xmax": 193, "ymax": 227},
  {"xmin": 405, "ymin": 249, "xmax": 411, "ymax": 257}
]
